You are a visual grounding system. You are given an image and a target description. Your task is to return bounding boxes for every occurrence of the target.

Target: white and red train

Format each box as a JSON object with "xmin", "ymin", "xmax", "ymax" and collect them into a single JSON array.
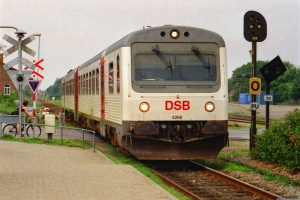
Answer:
[{"xmin": 62, "ymin": 25, "xmax": 228, "ymax": 160}]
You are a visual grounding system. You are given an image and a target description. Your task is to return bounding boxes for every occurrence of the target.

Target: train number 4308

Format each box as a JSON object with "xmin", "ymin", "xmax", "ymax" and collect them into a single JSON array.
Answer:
[{"xmin": 172, "ymin": 116, "xmax": 182, "ymax": 119}]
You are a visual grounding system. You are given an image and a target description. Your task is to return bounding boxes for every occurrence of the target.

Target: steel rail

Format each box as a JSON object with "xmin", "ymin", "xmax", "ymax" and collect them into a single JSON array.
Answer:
[
  {"xmin": 149, "ymin": 168, "xmax": 205, "ymax": 200},
  {"xmin": 189, "ymin": 161, "xmax": 282, "ymax": 200}
]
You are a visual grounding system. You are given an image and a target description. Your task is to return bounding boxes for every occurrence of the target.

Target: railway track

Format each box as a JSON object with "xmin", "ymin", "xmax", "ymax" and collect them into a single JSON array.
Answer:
[
  {"xmin": 38, "ymin": 100, "xmax": 62, "ymax": 115},
  {"xmin": 146, "ymin": 161, "xmax": 282, "ymax": 200},
  {"xmin": 229, "ymin": 117, "xmax": 266, "ymax": 125}
]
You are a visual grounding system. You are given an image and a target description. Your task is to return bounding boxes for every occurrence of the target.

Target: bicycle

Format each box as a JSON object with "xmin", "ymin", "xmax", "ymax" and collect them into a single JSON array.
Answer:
[{"xmin": 2, "ymin": 119, "xmax": 42, "ymax": 137}]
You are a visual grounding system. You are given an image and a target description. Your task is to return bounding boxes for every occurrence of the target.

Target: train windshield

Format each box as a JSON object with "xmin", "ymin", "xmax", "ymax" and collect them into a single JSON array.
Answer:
[{"xmin": 131, "ymin": 43, "xmax": 221, "ymax": 93}]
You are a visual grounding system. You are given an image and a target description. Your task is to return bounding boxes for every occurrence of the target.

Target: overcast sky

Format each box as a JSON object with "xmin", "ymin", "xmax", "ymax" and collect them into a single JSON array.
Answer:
[{"xmin": 1, "ymin": 0, "xmax": 299, "ymax": 90}]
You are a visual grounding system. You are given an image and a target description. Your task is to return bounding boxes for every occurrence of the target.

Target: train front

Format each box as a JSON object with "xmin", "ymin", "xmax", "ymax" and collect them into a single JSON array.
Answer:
[{"xmin": 122, "ymin": 26, "xmax": 228, "ymax": 160}]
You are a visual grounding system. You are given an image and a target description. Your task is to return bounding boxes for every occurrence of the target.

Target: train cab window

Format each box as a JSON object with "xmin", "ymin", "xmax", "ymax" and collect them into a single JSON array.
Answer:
[
  {"xmin": 96, "ymin": 69, "xmax": 100, "ymax": 95},
  {"xmin": 117, "ymin": 56, "xmax": 120, "ymax": 94},
  {"xmin": 4, "ymin": 84, "xmax": 10, "ymax": 95},
  {"xmin": 109, "ymin": 62, "xmax": 114, "ymax": 94},
  {"xmin": 131, "ymin": 43, "xmax": 220, "ymax": 93}
]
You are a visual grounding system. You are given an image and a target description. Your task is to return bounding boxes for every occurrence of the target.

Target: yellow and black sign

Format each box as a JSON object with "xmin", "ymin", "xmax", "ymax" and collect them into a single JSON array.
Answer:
[{"xmin": 249, "ymin": 77, "xmax": 261, "ymax": 94}]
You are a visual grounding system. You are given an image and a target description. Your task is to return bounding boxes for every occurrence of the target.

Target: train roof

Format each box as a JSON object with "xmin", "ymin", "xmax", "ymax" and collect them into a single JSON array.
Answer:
[{"xmin": 78, "ymin": 25, "xmax": 225, "ymax": 70}]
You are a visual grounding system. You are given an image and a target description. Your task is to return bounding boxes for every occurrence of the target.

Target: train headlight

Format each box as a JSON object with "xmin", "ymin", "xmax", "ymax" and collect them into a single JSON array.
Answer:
[
  {"xmin": 170, "ymin": 29, "xmax": 180, "ymax": 39},
  {"xmin": 139, "ymin": 102, "xmax": 150, "ymax": 112},
  {"xmin": 205, "ymin": 102, "xmax": 215, "ymax": 112}
]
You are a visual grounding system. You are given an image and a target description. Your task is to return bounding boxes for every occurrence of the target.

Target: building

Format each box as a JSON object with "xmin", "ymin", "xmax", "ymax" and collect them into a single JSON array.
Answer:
[{"xmin": 0, "ymin": 54, "xmax": 17, "ymax": 95}]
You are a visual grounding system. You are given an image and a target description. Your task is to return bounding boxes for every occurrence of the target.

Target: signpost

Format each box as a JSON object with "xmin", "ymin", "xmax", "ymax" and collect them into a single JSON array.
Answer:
[
  {"xmin": 260, "ymin": 56, "xmax": 286, "ymax": 129},
  {"xmin": 249, "ymin": 77, "xmax": 261, "ymax": 94},
  {"xmin": 2, "ymin": 30, "xmax": 37, "ymax": 139},
  {"xmin": 28, "ymin": 80, "xmax": 42, "ymax": 117},
  {"xmin": 244, "ymin": 10, "xmax": 267, "ymax": 149}
]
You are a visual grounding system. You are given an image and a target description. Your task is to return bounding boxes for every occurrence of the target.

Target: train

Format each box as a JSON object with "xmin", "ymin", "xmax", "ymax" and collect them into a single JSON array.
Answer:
[{"xmin": 61, "ymin": 25, "xmax": 228, "ymax": 160}]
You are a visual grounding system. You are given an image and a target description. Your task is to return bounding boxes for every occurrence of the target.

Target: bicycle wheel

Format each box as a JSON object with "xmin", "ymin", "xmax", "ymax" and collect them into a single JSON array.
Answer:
[
  {"xmin": 3, "ymin": 124, "xmax": 18, "ymax": 137},
  {"xmin": 26, "ymin": 125, "xmax": 42, "ymax": 137}
]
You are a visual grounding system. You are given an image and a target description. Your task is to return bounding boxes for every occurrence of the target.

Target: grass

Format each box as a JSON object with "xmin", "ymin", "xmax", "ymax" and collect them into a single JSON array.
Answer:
[
  {"xmin": 0, "ymin": 103, "xmax": 16, "ymax": 114},
  {"xmin": 52, "ymin": 100, "xmax": 61, "ymax": 106},
  {"xmin": 196, "ymin": 140, "xmax": 300, "ymax": 187},
  {"xmin": 230, "ymin": 124, "xmax": 265, "ymax": 129},
  {"xmin": 197, "ymin": 159, "xmax": 300, "ymax": 186},
  {"xmin": 1, "ymin": 134, "xmax": 92, "ymax": 149}
]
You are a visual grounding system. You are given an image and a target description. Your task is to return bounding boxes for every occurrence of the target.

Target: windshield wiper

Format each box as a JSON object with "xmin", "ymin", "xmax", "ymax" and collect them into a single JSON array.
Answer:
[
  {"xmin": 152, "ymin": 45, "xmax": 173, "ymax": 75},
  {"xmin": 191, "ymin": 46, "xmax": 210, "ymax": 75}
]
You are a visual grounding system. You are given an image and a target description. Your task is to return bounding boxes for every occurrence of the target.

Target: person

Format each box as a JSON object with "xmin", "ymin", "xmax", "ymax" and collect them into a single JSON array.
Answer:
[
  {"xmin": 22, "ymin": 100, "xmax": 34, "ymax": 119},
  {"xmin": 16, "ymin": 100, "xmax": 34, "ymax": 134}
]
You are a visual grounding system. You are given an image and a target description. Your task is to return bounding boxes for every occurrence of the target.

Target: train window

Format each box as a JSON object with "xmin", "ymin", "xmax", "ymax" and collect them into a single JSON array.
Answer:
[
  {"xmin": 71, "ymin": 79, "xmax": 74, "ymax": 95},
  {"xmin": 82, "ymin": 74, "xmax": 86, "ymax": 95},
  {"xmin": 131, "ymin": 43, "xmax": 220, "ymax": 93},
  {"xmin": 91, "ymin": 70, "xmax": 95, "ymax": 95},
  {"xmin": 78, "ymin": 76, "xmax": 81, "ymax": 95},
  {"xmin": 66, "ymin": 81, "xmax": 69, "ymax": 95},
  {"xmin": 96, "ymin": 69, "xmax": 100, "ymax": 95},
  {"xmin": 86, "ymin": 73, "xmax": 89, "ymax": 95},
  {"xmin": 117, "ymin": 56, "xmax": 120, "ymax": 94},
  {"xmin": 176, "ymin": 54, "xmax": 217, "ymax": 81},
  {"xmin": 89, "ymin": 72, "xmax": 92, "ymax": 95},
  {"xmin": 109, "ymin": 62, "xmax": 114, "ymax": 94}
]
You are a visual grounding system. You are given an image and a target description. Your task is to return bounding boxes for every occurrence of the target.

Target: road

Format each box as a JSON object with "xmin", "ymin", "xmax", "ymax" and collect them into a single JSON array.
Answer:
[{"xmin": 228, "ymin": 128, "xmax": 265, "ymax": 140}]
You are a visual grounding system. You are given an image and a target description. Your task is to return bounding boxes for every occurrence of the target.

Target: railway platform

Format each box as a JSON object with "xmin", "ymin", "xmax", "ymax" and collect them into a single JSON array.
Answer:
[{"xmin": 0, "ymin": 138, "xmax": 177, "ymax": 200}]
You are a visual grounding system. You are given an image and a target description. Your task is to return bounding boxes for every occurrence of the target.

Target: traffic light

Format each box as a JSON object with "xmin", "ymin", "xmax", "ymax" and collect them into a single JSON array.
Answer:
[
  {"xmin": 16, "ymin": 74, "xmax": 24, "ymax": 82},
  {"xmin": 244, "ymin": 11, "xmax": 267, "ymax": 42},
  {"xmin": 260, "ymin": 56, "xmax": 287, "ymax": 83}
]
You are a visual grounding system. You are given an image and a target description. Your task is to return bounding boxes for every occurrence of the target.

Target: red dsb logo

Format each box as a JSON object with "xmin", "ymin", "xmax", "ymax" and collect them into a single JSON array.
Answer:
[{"xmin": 165, "ymin": 101, "xmax": 190, "ymax": 110}]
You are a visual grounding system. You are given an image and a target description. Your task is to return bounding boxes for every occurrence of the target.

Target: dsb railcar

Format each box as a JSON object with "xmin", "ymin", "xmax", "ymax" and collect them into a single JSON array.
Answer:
[{"xmin": 62, "ymin": 25, "xmax": 228, "ymax": 160}]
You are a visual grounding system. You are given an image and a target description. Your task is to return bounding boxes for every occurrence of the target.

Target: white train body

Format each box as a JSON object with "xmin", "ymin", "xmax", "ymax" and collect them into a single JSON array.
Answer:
[{"xmin": 62, "ymin": 25, "xmax": 228, "ymax": 160}]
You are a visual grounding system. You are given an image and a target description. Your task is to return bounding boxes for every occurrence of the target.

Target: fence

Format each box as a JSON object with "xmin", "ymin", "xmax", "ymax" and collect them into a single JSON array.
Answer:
[{"xmin": 0, "ymin": 114, "xmax": 96, "ymax": 153}]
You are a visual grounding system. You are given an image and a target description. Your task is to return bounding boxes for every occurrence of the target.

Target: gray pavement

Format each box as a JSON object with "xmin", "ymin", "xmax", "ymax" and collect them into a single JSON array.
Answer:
[
  {"xmin": 0, "ymin": 140, "xmax": 177, "ymax": 200},
  {"xmin": 229, "ymin": 128, "xmax": 265, "ymax": 140}
]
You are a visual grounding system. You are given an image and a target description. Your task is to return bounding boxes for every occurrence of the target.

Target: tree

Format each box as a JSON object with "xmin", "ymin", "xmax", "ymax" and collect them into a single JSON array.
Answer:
[
  {"xmin": 45, "ymin": 77, "xmax": 62, "ymax": 100},
  {"xmin": 229, "ymin": 60, "xmax": 300, "ymax": 104},
  {"xmin": 229, "ymin": 61, "xmax": 268, "ymax": 101},
  {"xmin": 23, "ymin": 85, "xmax": 31, "ymax": 99},
  {"xmin": 270, "ymin": 61, "xmax": 300, "ymax": 104}
]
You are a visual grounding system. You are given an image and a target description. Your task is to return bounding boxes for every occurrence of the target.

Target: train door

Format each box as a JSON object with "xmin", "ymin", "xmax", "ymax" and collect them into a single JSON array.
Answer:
[{"xmin": 100, "ymin": 50, "xmax": 106, "ymax": 137}]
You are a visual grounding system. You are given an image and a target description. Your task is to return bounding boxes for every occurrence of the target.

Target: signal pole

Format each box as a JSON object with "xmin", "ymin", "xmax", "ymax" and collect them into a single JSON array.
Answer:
[
  {"xmin": 16, "ymin": 30, "xmax": 26, "ymax": 140},
  {"xmin": 250, "ymin": 42, "xmax": 257, "ymax": 149},
  {"xmin": 244, "ymin": 10, "xmax": 267, "ymax": 149}
]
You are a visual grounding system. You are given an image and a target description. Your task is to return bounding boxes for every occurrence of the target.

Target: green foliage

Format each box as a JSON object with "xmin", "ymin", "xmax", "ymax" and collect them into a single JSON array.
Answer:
[
  {"xmin": 229, "ymin": 61, "xmax": 268, "ymax": 102},
  {"xmin": 23, "ymin": 86, "xmax": 32, "ymax": 99},
  {"xmin": 45, "ymin": 77, "xmax": 62, "ymax": 100},
  {"xmin": 5, "ymin": 90, "xmax": 18, "ymax": 107},
  {"xmin": 1, "ymin": 134, "xmax": 92, "ymax": 149},
  {"xmin": 0, "ymin": 93, "xmax": 5, "ymax": 103},
  {"xmin": 251, "ymin": 109, "xmax": 300, "ymax": 172},
  {"xmin": 229, "ymin": 61, "xmax": 300, "ymax": 103},
  {"xmin": 271, "ymin": 61, "xmax": 300, "ymax": 104}
]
